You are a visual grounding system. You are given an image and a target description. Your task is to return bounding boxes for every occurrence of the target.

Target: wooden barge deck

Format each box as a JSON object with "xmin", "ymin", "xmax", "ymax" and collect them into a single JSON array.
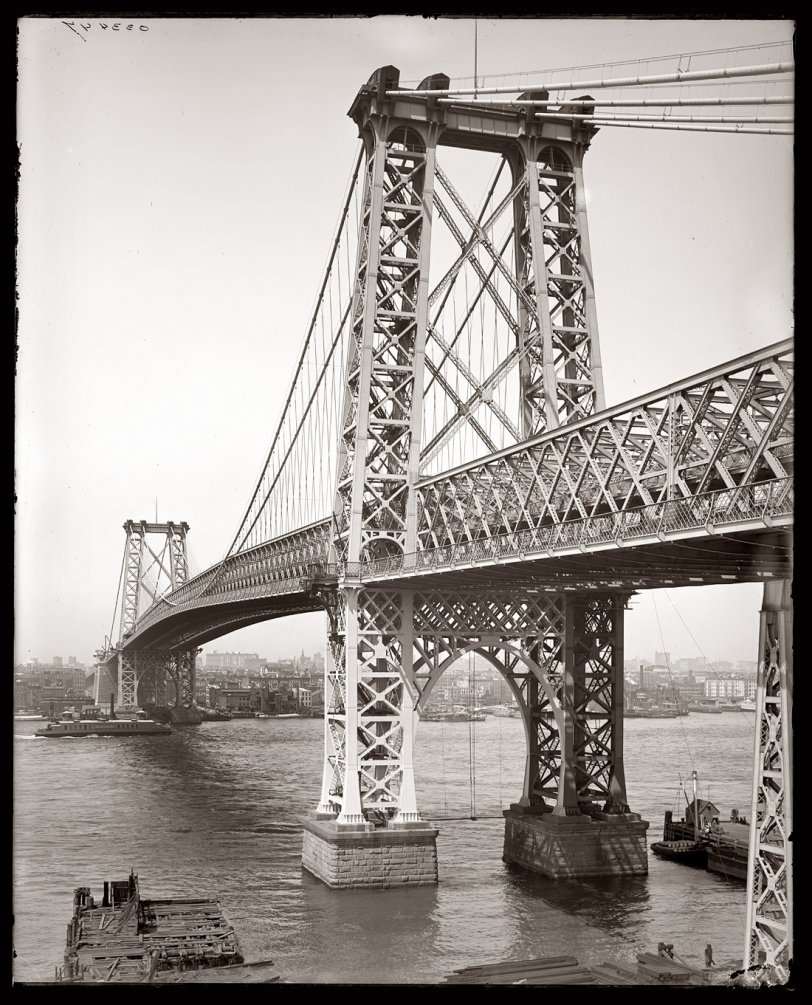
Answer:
[{"xmin": 59, "ymin": 872, "xmax": 281, "ymax": 983}]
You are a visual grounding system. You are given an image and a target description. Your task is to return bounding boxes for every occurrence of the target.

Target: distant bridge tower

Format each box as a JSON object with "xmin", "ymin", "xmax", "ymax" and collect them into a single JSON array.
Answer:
[
  {"xmin": 113, "ymin": 520, "xmax": 198, "ymax": 715},
  {"xmin": 303, "ymin": 66, "xmax": 644, "ymax": 887}
]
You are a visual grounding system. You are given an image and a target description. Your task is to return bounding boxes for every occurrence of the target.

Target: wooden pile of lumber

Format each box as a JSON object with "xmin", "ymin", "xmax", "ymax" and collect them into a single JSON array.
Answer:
[
  {"xmin": 446, "ymin": 950, "xmax": 717, "ymax": 986},
  {"xmin": 445, "ymin": 955, "xmax": 597, "ymax": 985},
  {"xmin": 626, "ymin": 951, "xmax": 713, "ymax": 985}
]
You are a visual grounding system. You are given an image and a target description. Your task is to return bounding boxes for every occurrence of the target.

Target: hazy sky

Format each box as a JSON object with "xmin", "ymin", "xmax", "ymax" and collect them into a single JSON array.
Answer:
[{"xmin": 16, "ymin": 16, "xmax": 794, "ymax": 668}]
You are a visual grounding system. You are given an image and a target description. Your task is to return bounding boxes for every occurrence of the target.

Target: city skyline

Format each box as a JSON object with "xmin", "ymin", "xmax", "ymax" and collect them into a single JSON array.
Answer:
[{"xmin": 15, "ymin": 640, "xmax": 761, "ymax": 674}]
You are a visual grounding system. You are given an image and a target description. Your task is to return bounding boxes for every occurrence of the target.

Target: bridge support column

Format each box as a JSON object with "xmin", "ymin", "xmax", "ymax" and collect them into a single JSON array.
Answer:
[
  {"xmin": 115, "ymin": 650, "xmax": 169, "ymax": 711},
  {"xmin": 303, "ymin": 586, "xmax": 438, "ymax": 888},
  {"xmin": 744, "ymin": 578, "xmax": 792, "ymax": 982},
  {"xmin": 110, "ymin": 649, "xmax": 201, "ymax": 722},
  {"xmin": 116, "ymin": 651, "xmax": 138, "ymax": 709},
  {"xmin": 503, "ymin": 592, "xmax": 648, "ymax": 878},
  {"xmin": 166, "ymin": 649, "xmax": 202, "ymax": 724}
]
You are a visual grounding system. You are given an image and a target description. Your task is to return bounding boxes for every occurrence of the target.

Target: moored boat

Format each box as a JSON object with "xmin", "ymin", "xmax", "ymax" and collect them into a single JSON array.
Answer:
[
  {"xmin": 687, "ymin": 700, "xmax": 724, "ymax": 713},
  {"xmin": 488, "ymin": 704, "xmax": 517, "ymax": 718},
  {"xmin": 651, "ymin": 771, "xmax": 748, "ymax": 881},
  {"xmin": 650, "ymin": 837, "xmax": 708, "ymax": 867},
  {"xmin": 651, "ymin": 771, "xmax": 707, "ymax": 867},
  {"xmin": 625, "ymin": 705, "xmax": 678, "ymax": 718}
]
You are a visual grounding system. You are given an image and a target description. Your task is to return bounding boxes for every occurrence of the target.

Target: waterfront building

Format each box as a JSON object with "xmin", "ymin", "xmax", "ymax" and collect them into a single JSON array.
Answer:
[
  {"xmin": 704, "ymin": 678, "xmax": 746, "ymax": 699},
  {"xmin": 204, "ymin": 651, "xmax": 264, "ymax": 672}
]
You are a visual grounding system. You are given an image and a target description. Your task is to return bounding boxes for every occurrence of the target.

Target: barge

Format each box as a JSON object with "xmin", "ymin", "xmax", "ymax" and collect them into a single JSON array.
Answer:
[{"xmin": 57, "ymin": 872, "xmax": 281, "ymax": 983}]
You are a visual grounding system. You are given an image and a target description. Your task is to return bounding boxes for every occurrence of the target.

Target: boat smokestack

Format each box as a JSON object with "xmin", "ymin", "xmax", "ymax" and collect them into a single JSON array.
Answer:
[{"xmin": 109, "ymin": 693, "xmax": 116, "ymax": 720}]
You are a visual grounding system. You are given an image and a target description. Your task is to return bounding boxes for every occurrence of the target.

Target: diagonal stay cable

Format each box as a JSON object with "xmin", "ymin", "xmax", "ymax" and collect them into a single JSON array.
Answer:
[{"xmin": 206, "ymin": 144, "xmax": 364, "ymax": 591}]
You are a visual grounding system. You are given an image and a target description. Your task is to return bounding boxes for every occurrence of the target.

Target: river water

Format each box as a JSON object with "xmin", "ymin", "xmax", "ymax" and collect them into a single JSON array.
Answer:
[{"xmin": 13, "ymin": 710, "xmax": 757, "ymax": 984}]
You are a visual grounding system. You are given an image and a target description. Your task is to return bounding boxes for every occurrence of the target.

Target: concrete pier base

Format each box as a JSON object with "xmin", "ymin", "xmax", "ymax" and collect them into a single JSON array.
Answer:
[
  {"xmin": 302, "ymin": 816, "xmax": 439, "ymax": 889},
  {"xmin": 503, "ymin": 805, "xmax": 649, "ymax": 878}
]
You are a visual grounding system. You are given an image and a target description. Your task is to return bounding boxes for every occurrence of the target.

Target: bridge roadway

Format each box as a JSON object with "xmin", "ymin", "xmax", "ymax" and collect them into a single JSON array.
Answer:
[{"xmin": 117, "ymin": 337, "xmax": 792, "ymax": 655}]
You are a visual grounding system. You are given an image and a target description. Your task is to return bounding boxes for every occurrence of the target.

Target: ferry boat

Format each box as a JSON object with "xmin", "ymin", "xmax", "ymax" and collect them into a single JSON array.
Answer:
[
  {"xmin": 687, "ymin": 700, "xmax": 724, "ymax": 714},
  {"xmin": 739, "ymin": 700, "xmax": 757, "ymax": 712},
  {"xmin": 35, "ymin": 705, "xmax": 171, "ymax": 738}
]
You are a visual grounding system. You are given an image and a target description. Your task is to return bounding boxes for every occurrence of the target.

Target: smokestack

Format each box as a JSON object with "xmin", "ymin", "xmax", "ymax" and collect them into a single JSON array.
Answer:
[{"xmin": 109, "ymin": 693, "xmax": 116, "ymax": 720}]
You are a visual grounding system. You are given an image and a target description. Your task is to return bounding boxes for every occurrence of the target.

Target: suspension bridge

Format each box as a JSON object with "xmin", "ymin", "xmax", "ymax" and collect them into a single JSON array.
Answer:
[{"xmin": 92, "ymin": 55, "xmax": 793, "ymax": 979}]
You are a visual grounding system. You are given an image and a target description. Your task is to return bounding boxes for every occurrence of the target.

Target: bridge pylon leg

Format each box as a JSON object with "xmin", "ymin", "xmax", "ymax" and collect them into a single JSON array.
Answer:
[
  {"xmin": 303, "ymin": 587, "xmax": 439, "ymax": 889},
  {"xmin": 166, "ymin": 649, "xmax": 202, "ymax": 724},
  {"xmin": 502, "ymin": 592, "xmax": 649, "ymax": 878},
  {"xmin": 116, "ymin": 651, "xmax": 138, "ymax": 710},
  {"xmin": 743, "ymin": 578, "xmax": 792, "ymax": 984}
]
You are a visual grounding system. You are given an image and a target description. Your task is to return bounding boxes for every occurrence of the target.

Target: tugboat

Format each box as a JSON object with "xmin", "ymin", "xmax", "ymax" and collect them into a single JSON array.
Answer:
[
  {"xmin": 650, "ymin": 770, "xmax": 708, "ymax": 867},
  {"xmin": 650, "ymin": 771, "xmax": 749, "ymax": 880},
  {"xmin": 35, "ymin": 695, "xmax": 172, "ymax": 738}
]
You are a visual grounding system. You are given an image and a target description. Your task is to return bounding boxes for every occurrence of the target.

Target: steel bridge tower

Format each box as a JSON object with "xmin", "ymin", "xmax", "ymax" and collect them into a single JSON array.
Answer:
[
  {"xmin": 109, "ymin": 520, "xmax": 200, "ymax": 719},
  {"xmin": 303, "ymin": 66, "xmax": 647, "ymax": 887}
]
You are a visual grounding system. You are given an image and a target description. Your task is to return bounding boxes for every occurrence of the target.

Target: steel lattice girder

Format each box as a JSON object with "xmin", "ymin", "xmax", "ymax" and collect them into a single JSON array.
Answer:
[
  {"xmin": 119, "ymin": 523, "xmax": 145, "ymax": 640},
  {"xmin": 375, "ymin": 587, "xmax": 630, "ymax": 817},
  {"xmin": 744, "ymin": 579, "xmax": 792, "ymax": 982},
  {"xmin": 117, "ymin": 650, "xmax": 138, "ymax": 709},
  {"xmin": 515, "ymin": 149, "xmax": 604, "ymax": 435},
  {"xmin": 416, "ymin": 340, "xmax": 793, "ymax": 552},
  {"xmin": 114, "ymin": 649, "xmax": 174, "ymax": 709},
  {"xmin": 167, "ymin": 650, "xmax": 197, "ymax": 708},
  {"xmin": 317, "ymin": 588, "xmax": 410, "ymax": 820},
  {"xmin": 315, "ymin": 585, "xmax": 632, "ymax": 823},
  {"xmin": 332, "ymin": 125, "xmax": 436, "ymax": 566},
  {"xmin": 567, "ymin": 595, "xmax": 628, "ymax": 810}
]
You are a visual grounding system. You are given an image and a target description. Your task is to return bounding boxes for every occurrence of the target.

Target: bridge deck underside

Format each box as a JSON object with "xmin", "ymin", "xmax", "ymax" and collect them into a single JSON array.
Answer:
[
  {"xmin": 121, "ymin": 591, "xmax": 323, "ymax": 653},
  {"xmin": 119, "ymin": 527, "xmax": 790, "ymax": 656},
  {"xmin": 365, "ymin": 528, "xmax": 792, "ymax": 592}
]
